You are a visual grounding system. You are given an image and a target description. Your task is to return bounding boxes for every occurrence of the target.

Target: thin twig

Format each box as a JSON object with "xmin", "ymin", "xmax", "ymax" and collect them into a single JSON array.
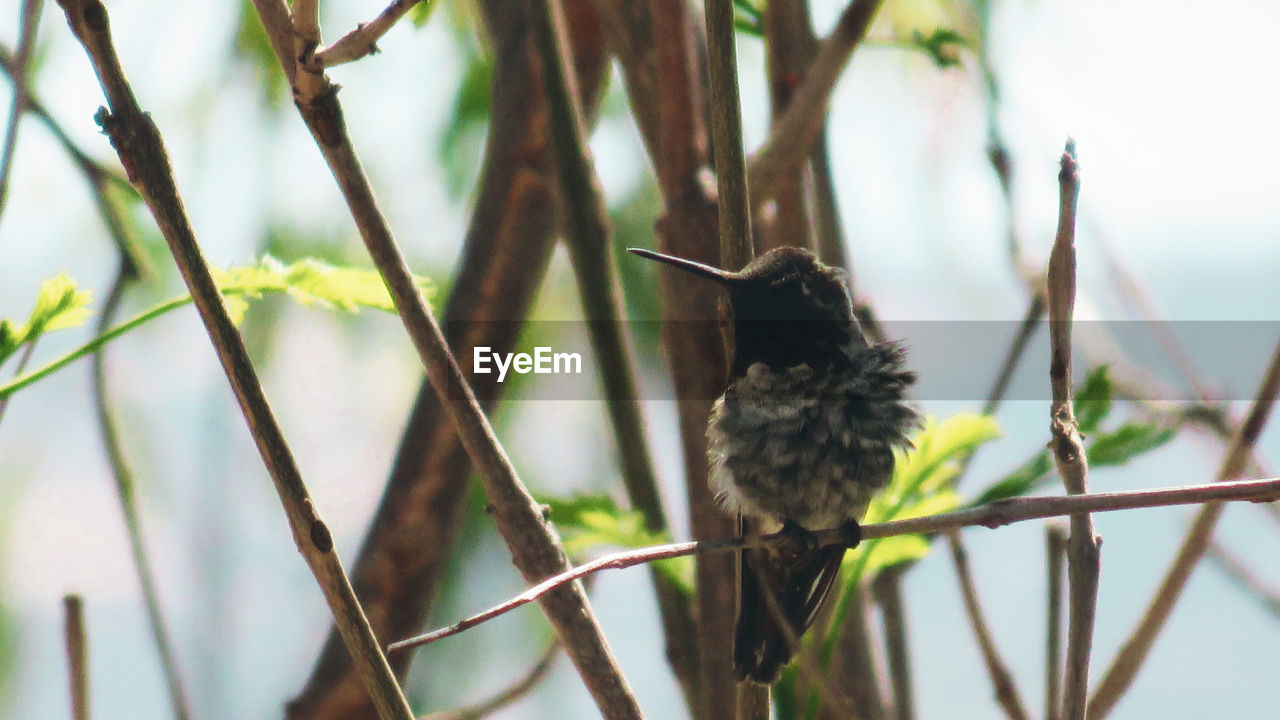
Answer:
[
  {"xmin": 1045, "ymin": 522, "xmax": 1067, "ymax": 720},
  {"xmin": 1088, "ymin": 340, "xmax": 1280, "ymax": 719},
  {"xmin": 1205, "ymin": 540, "xmax": 1280, "ymax": 621},
  {"xmin": 64, "ymin": 594, "xmax": 89, "ymax": 720},
  {"xmin": 246, "ymin": 1, "xmax": 644, "ymax": 716},
  {"xmin": 0, "ymin": 0, "xmax": 43, "ymax": 213},
  {"xmin": 92, "ymin": 267, "xmax": 193, "ymax": 720},
  {"xmin": 946, "ymin": 531, "xmax": 1030, "ymax": 720},
  {"xmin": 747, "ymin": 0, "xmax": 884, "ymax": 211},
  {"xmin": 310, "ymin": 0, "xmax": 431, "ymax": 69},
  {"xmin": 1046, "ymin": 139, "xmax": 1099, "ymax": 720},
  {"xmin": 420, "ymin": 641, "xmax": 561, "ymax": 720},
  {"xmin": 388, "ymin": 476, "xmax": 1280, "ymax": 652},
  {"xmin": 52, "ymin": 3, "xmax": 413, "ymax": 718}
]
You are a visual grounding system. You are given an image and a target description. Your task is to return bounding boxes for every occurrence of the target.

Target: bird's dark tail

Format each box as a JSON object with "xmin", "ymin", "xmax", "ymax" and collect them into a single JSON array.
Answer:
[{"xmin": 734, "ymin": 543, "xmax": 846, "ymax": 684}]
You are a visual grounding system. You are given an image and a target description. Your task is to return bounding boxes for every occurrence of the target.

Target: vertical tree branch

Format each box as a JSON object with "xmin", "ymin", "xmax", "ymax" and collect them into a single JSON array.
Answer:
[
  {"xmin": 872, "ymin": 567, "xmax": 914, "ymax": 720},
  {"xmin": 1046, "ymin": 140, "xmax": 1099, "ymax": 720},
  {"xmin": 53, "ymin": 2, "xmax": 415, "ymax": 718},
  {"xmin": 530, "ymin": 0, "xmax": 700, "ymax": 715},
  {"xmin": 1088, "ymin": 340, "xmax": 1280, "ymax": 718},
  {"xmin": 64, "ymin": 594, "xmax": 89, "ymax": 720},
  {"xmin": 703, "ymin": 0, "xmax": 753, "ymax": 269},
  {"xmin": 1045, "ymin": 523, "xmax": 1067, "ymax": 720}
]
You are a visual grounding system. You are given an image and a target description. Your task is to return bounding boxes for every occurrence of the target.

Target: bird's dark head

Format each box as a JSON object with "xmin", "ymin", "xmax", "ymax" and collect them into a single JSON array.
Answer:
[{"xmin": 629, "ymin": 246, "xmax": 865, "ymax": 375}]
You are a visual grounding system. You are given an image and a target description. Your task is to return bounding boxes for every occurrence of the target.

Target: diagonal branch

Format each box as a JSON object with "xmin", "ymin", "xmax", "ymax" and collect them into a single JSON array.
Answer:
[
  {"xmin": 746, "ymin": 0, "xmax": 884, "ymax": 211},
  {"xmin": 310, "ymin": 0, "xmax": 434, "ymax": 69},
  {"xmin": 53, "ymin": 2, "xmax": 414, "ymax": 717},
  {"xmin": 0, "ymin": 0, "xmax": 43, "ymax": 214},
  {"xmin": 248, "ymin": 1, "xmax": 644, "ymax": 716}
]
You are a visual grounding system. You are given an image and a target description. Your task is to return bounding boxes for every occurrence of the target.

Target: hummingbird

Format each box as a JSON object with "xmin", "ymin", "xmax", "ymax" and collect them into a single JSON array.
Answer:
[{"xmin": 630, "ymin": 245, "xmax": 916, "ymax": 684}]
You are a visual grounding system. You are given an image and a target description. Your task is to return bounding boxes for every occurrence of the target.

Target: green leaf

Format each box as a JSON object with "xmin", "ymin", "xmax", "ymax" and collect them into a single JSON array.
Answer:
[
  {"xmin": 1, "ymin": 257, "xmax": 431, "ymax": 400},
  {"xmin": 858, "ymin": 534, "xmax": 932, "ymax": 575},
  {"xmin": 1075, "ymin": 365, "xmax": 1113, "ymax": 434},
  {"xmin": 409, "ymin": 0, "xmax": 441, "ymax": 27},
  {"xmin": 1088, "ymin": 422, "xmax": 1175, "ymax": 467},
  {"xmin": 542, "ymin": 493, "xmax": 692, "ymax": 592},
  {"xmin": 908, "ymin": 28, "xmax": 970, "ymax": 69},
  {"xmin": 867, "ymin": 413, "xmax": 1001, "ymax": 518},
  {"xmin": 973, "ymin": 450, "xmax": 1054, "ymax": 505},
  {"xmin": 0, "ymin": 274, "xmax": 93, "ymax": 365}
]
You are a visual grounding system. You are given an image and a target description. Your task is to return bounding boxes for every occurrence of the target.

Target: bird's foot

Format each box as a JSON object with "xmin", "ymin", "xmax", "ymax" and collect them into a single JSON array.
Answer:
[
  {"xmin": 777, "ymin": 519, "xmax": 818, "ymax": 565},
  {"xmin": 840, "ymin": 519, "xmax": 862, "ymax": 550}
]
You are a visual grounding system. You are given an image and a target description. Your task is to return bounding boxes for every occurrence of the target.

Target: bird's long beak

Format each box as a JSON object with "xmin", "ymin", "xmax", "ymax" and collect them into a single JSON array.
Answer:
[{"xmin": 627, "ymin": 247, "xmax": 739, "ymax": 284}]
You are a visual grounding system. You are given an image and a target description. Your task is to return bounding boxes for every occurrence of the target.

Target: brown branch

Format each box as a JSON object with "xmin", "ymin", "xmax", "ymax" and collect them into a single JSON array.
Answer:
[
  {"xmin": 0, "ymin": 0, "xmax": 42, "ymax": 213},
  {"xmin": 310, "ymin": 0, "xmax": 431, "ymax": 69},
  {"xmin": 759, "ymin": 0, "xmax": 817, "ymax": 254},
  {"xmin": 92, "ymin": 266, "xmax": 193, "ymax": 720},
  {"xmin": 389, "ymin": 476, "xmax": 1280, "ymax": 652},
  {"xmin": 52, "ymin": 3, "xmax": 413, "ymax": 718},
  {"xmin": 1044, "ymin": 522, "xmax": 1067, "ymax": 720},
  {"xmin": 289, "ymin": 3, "xmax": 611, "ymax": 718},
  {"xmin": 872, "ymin": 568, "xmax": 912, "ymax": 720},
  {"xmin": 1088, "ymin": 339, "xmax": 1280, "ymax": 719},
  {"xmin": 245, "ymin": 0, "xmax": 644, "ymax": 715},
  {"xmin": 822, "ymin": 583, "xmax": 886, "ymax": 720},
  {"xmin": 947, "ymin": 532, "xmax": 1030, "ymax": 720},
  {"xmin": 704, "ymin": 0, "xmax": 753, "ymax": 268},
  {"xmin": 420, "ymin": 641, "xmax": 561, "ymax": 720},
  {"xmin": 64, "ymin": 594, "xmax": 89, "ymax": 720},
  {"xmin": 746, "ymin": 0, "xmax": 884, "ymax": 211},
  {"xmin": 1205, "ymin": 540, "xmax": 1280, "ymax": 621},
  {"xmin": 530, "ymin": 3, "xmax": 701, "ymax": 715},
  {"xmin": 1046, "ymin": 139, "xmax": 1098, "ymax": 720}
]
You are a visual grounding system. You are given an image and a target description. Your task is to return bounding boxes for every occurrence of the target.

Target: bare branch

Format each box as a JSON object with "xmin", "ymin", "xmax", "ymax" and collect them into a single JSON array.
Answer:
[
  {"xmin": 704, "ymin": 0, "xmax": 753, "ymax": 268},
  {"xmin": 64, "ymin": 595, "xmax": 89, "ymax": 720},
  {"xmin": 0, "ymin": 0, "xmax": 43, "ymax": 213},
  {"xmin": 747, "ymin": 0, "xmax": 884, "ymax": 211},
  {"xmin": 420, "ymin": 642, "xmax": 561, "ymax": 720},
  {"xmin": 92, "ymin": 269, "xmax": 193, "ymax": 720},
  {"xmin": 389, "ymin": 476, "xmax": 1280, "ymax": 652},
  {"xmin": 1205, "ymin": 540, "xmax": 1280, "ymax": 620},
  {"xmin": 872, "ymin": 569, "xmax": 913, "ymax": 720},
  {"xmin": 947, "ymin": 531, "xmax": 1030, "ymax": 720},
  {"xmin": 1045, "ymin": 522, "xmax": 1068, "ymax": 720},
  {"xmin": 1046, "ymin": 139, "xmax": 1099, "ymax": 720},
  {"xmin": 52, "ymin": 3, "xmax": 413, "ymax": 717},
  {"xmin": 1089, "ymin": 340, "xmax": 1280, "ymax": 719},
  {"xmin": 311, "ymin": 0, "xmax": 433, "ymax": 69},
  {"xmin": 245, "ymin": 0, "xmax": 644, "ymax": 714}
]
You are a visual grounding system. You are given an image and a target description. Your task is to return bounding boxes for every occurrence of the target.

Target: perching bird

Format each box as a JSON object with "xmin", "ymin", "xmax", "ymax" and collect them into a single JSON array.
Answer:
[{"xmin": 630, "ymin": 245, "xmax": 917, "ymax": 683}]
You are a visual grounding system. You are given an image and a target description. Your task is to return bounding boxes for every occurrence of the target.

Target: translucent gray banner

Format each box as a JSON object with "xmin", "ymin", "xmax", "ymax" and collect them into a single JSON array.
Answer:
[{"xmin": 441, "ymin": 320, "xmax": 1279, "ymax": 402}]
